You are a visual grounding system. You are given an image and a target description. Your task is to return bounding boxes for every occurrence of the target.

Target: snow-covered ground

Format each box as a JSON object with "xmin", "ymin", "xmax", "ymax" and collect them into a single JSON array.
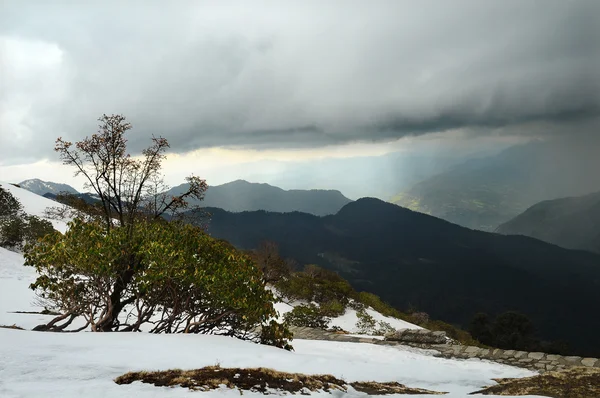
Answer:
[{"xmin": 0, "ymin": 184, "xmax": 544, "ymax": 397}]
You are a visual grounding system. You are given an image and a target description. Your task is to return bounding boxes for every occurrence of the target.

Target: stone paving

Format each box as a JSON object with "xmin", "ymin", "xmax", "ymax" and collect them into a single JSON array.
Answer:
[{"xmin": 289, "ymin": 326, "xmax": 600, "ymax": 372}]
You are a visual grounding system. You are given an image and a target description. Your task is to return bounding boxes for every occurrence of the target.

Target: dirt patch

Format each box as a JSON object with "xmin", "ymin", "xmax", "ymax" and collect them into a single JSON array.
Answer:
[
  {"xmin": 471, "ymin": 367, "xmax": 600, "ymax": 397},
  {"xmin": 115, "ymin": 365, "xmax": 446, "ymax": 395},
  {"xmin": 0, "ymin": 324, "xmax": 24, "ymax": 330}
]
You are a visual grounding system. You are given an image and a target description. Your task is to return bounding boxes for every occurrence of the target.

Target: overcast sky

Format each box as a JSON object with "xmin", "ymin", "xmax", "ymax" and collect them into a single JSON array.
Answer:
[{"xmin": 1, "ymin": 0, "xmax": 598, "ymax": 192}]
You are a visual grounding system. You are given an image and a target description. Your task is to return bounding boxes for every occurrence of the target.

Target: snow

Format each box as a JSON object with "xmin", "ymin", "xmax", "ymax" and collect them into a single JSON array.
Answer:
[
  {"xmin": 0, "ymin": 182, "xmax": 68, "ymax": 233},
  {"xmin": 0, "ymin": 183, "xmax": 546, "ymax": 397}
]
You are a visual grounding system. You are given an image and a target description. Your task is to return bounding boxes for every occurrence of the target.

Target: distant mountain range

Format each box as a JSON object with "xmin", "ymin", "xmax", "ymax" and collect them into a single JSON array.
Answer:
[
  {"xmin": 18, "ymin": 179, "xmax": 78, "ymax": 196},
  {"xmin": 496, "ymin": 191, "xmax": 600, "ymax": 254},
  {"xmin": 199, "ymin": 198, "xmax": 600, "ymax": 356},
  {"xmin": 18, "ymin": 178, "xmax": 353, "ymax": 217},
  {"xmin": 391, "ymin": 140, "xmax": 600, "ymax": 231},
  {"xmin": 167, "ymin": 179, "xmax": 353, "ymax": 216}
]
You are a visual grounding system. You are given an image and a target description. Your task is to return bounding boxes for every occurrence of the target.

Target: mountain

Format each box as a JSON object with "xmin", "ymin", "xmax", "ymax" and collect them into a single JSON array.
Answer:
[
  {"xmin": 391, "ymin": 140, "xmax": 600, "ymax": 231},
  {"xmin": 168, "ymin": 179, "xmax": 353, "ymax": 216},
  {"xmin": 199, "ymin": 198, "xmax": 600, "ymax": 356},
  {"xmin": 42, "ymin": 192, "xmax": 101, "ymax": 205},
  {"xmin": 18, "ymin": 179, "xmax": 79, "ymax": 196},
  {"xmin": 496, "ymin": 191, "xmax": 600, "ymax": 253}
]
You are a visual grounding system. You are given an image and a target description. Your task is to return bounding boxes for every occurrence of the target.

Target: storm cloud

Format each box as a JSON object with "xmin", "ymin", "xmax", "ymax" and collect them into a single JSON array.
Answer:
[{"xmin": 1, "ymin": 0, "xmax": 599, "ymax": 164}]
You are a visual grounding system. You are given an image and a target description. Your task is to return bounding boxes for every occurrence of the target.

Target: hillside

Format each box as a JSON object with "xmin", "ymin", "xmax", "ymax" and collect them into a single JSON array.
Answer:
[
  {"xmin": 201, "ymin": 198, "xmax": 600, "ymax": 356},
  {"xmin": 0, "ymin": 184, "xmax": 539, "ymax": 397},
  {"xmin": 496, "ymin": 191, "xmax": 600, "ymax": 253},
  {"xmin": 18, "ymin": 178, "xmax": 79, "ymax": 196},
  {"xmin": 168, "ymin": 179, "xmax": 353, "ymax": 216},
  {"xmin": 391, "ymin": 141, "xmax": 600, "ymax": 231}
]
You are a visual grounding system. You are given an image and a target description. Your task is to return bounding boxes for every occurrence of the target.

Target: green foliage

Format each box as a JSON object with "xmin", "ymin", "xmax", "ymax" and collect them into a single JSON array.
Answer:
[
  {"xmin": 354, "ymin": 309, "xmax": 395, "ymax": 336},
  {"xmin": 283, "ymin": 304, "xmax": 330, "ymax": 329},
  {"xmin": 0, "ymin": 185, "xmax": 22, "ymax": 218},
  {"xmin": 356, "ymin": 292, "xmax": 402, "ymax": 319},
  {"xmin": 24, "ymin": 218, "xmax": 292, "ymax": 348},
  {"xmin": 260, "ymin": 320, "xmax": 294, "ymax": 351},
  {"xmin": 319, "ymin": 299, "xmax": 345, "ymax": 317},
  {"xmin": 468, "ymin": 311, "xmax": 562, "ymax": 353},
  {"xmin": 0, "ymin": 186, "xmax": 54, "ymax": 251},
  {"xmin": 275, "ymin": 264, "xmax": 355, "ymax": 305},
  {"xmin": 355, "ymin": 309, "xmax": 377, "ymax": 334}
]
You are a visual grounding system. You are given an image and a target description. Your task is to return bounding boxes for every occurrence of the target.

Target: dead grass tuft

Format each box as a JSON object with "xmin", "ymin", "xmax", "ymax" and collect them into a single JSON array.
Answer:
[
  {"xmin": 470, "ymin": 367, "xmax": 600, "ymax": 397},
  {"xmin": 115, "ymin": 365, "xmax": 446, "ymax": 395},
  {"xmin": 0, "ymin": 324, "xmax": 25, "ymax": 330}
]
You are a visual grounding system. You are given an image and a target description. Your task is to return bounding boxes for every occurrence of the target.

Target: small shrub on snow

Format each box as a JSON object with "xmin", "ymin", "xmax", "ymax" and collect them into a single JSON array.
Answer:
[
  {"xmin": 355, "ymin": 309, "xmax": 377, "ymax": 334},
  {"xmin": 319, "ymin": 299, "xmax": 346, "ymax": 317},
  {"xmin": 283, "ymin": 304, "xmax": 330, "ymax": 329}
]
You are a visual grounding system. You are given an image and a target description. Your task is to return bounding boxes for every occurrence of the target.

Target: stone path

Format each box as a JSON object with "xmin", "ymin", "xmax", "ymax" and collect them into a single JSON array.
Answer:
[{"xmin": 289, "ymin": 326, "xmax": 600, "ymax": 373}]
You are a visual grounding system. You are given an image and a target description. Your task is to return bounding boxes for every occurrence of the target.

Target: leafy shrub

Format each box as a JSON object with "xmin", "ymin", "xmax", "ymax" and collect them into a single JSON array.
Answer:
[
  {"xmin": 355, "ymin": 309, "xmax": 396, "ymax": 336},
  {"xmin": 0, "ymin": 186, "xmax": 54, "ymax": 251},
  {"xmin": 283, "ymin": 304, "xmax": 330, "ymax": 329},
  {"xmin": 356, "ymin": 309, "xmax": 377, "ymax": 334},
  {"xmin": 25, "ymin": 219, "xmax": 292, "ymax": 349},
  {"xmin": 319, "ymin": 299, "xmax": 346, "ymax": 317},
  {"xmin": 260, "ymin": 320, "xmax": 294, "ymax": 351},
  {"xmin": 356, "ymin": 292, "xmax": 401, "ymax": 318},
  {"xmin": 275, "ymin": 264, "xmax": 355, "ymax": 305}
]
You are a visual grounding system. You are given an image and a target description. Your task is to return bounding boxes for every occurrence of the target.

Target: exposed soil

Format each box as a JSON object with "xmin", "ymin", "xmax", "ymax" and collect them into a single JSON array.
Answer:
[
  {"xmin": 115, "ymin": 365, "xmax": 446, "ymax": 395},
  {"xmin": 470, "ymin": 367, "xmax": 600, "ymax": 397}
]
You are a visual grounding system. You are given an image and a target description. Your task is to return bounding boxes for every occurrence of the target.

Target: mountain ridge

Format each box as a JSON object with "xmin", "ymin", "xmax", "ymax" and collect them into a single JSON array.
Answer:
[
  {"xmin": 199, "ymin": 197, "xmax": 600, "ymax": 356},
  {"xmin": 496, "ymin": 190, "xmax": 600, "ymax": 253},
  {"xmin": 168, "ymin": 179, "xmax": 353, "ymax": 216}
]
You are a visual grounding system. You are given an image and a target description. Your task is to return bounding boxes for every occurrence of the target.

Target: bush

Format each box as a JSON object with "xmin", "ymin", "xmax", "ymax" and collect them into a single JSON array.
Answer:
[
  {"xmin": 356, "ymin": 292, "xmax": 401, "ymax": 318},
  {"xmin": 260, "ymin": 320, "xmax": 294, "ymax": 351},
  {"xmin": 424, "ymin": 319, "xmax": 482, "ymax": 347},
  {"xmin": 410, "ymin": 312, "xmax": 430, "ymax": 326},
  {"xmin": 320, "ymin": 300, "xmax": 346, "ymax": 317},
  {"xmin": 283, "ymin": 304, "xmax": 330, "ymax": 329},
  {"xmin": 0, "ymin": 186, "xmax": 54, "ymax": 251},
  {"xmin": 355, "ymin": 309, "xmax": 377, "ymax": 334},
  {"xmin": 25, "ymin": 219, "xmax": 292, "ymax": 349},
  {"xmin": 275, "ymin": 265, "xmax": 355, "ymax": 305}
]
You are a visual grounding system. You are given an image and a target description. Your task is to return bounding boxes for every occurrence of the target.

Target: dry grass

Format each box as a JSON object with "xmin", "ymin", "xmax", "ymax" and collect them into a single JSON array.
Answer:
[
  {"xmin": 0, "ymin": 324, "xmax": 24, "ymax": 330},
  {"xmin": 115, "ymin": 365, "xmax": 446, "ymax": 395},
  {"xmin": 351, "ymin": 381, "xmax": 447, "ymax": 395},
  {"xmin": 470, "ymin": 367, "xmax": 600, "ymax": 397}
]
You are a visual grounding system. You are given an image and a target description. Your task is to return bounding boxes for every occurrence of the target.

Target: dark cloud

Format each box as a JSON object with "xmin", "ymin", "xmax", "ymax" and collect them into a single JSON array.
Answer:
[{"xmin": 1, "ymin": 0, "xmax": 599, "ymax": 164}]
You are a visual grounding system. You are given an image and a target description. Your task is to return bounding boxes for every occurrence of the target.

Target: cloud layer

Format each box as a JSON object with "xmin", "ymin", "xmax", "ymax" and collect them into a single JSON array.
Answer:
[{"xmin": 1, "ymin": 0, "xmax": 599, "ymax": 165}]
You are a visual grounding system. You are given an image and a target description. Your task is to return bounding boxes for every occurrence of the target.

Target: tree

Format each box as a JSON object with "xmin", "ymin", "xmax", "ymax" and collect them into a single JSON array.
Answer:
[
  {"xmin": 54, "ymin": 114, "xmax": 208, "ymax": 233},
  {"xmin": 247, "ymin": 241, "xmax": 293, "ymax": 283},
  {"xmin": 25, "ymin": 219, "xmax": 292, "ymax": 350},
  {"xmin": 0, "ymin": 185, "xmax": 54, "ymax": 251},
  {"xmin": 30, "ymin": 114, "xmax": 209, "ymax": 331},
  {"xmin": 468, "ymin": 312, "xmax": 493, "ymax": 345},
  {"xmin": 492, "ymin": 311, "xmax": 539, "ymax": 351}
]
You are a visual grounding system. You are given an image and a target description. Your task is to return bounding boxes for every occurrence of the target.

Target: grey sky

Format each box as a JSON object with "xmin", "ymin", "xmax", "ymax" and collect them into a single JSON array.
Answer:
[{"xmin": 1, "ymin": 0, "xmax": 599, "ymax": 167}]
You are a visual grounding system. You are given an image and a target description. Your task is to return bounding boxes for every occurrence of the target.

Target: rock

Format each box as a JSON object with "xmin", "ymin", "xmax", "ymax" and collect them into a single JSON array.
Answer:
[
  {"xmin": 514, "ymin": 351, "xmax": 528, "ymax": 359},
  {"xmin": 528, "ymin": 352, "xmax": 545, "ymax": 360},
  {"xmin": 582, "ymin": 358, "xmax": 598, "ymax": 367}
]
